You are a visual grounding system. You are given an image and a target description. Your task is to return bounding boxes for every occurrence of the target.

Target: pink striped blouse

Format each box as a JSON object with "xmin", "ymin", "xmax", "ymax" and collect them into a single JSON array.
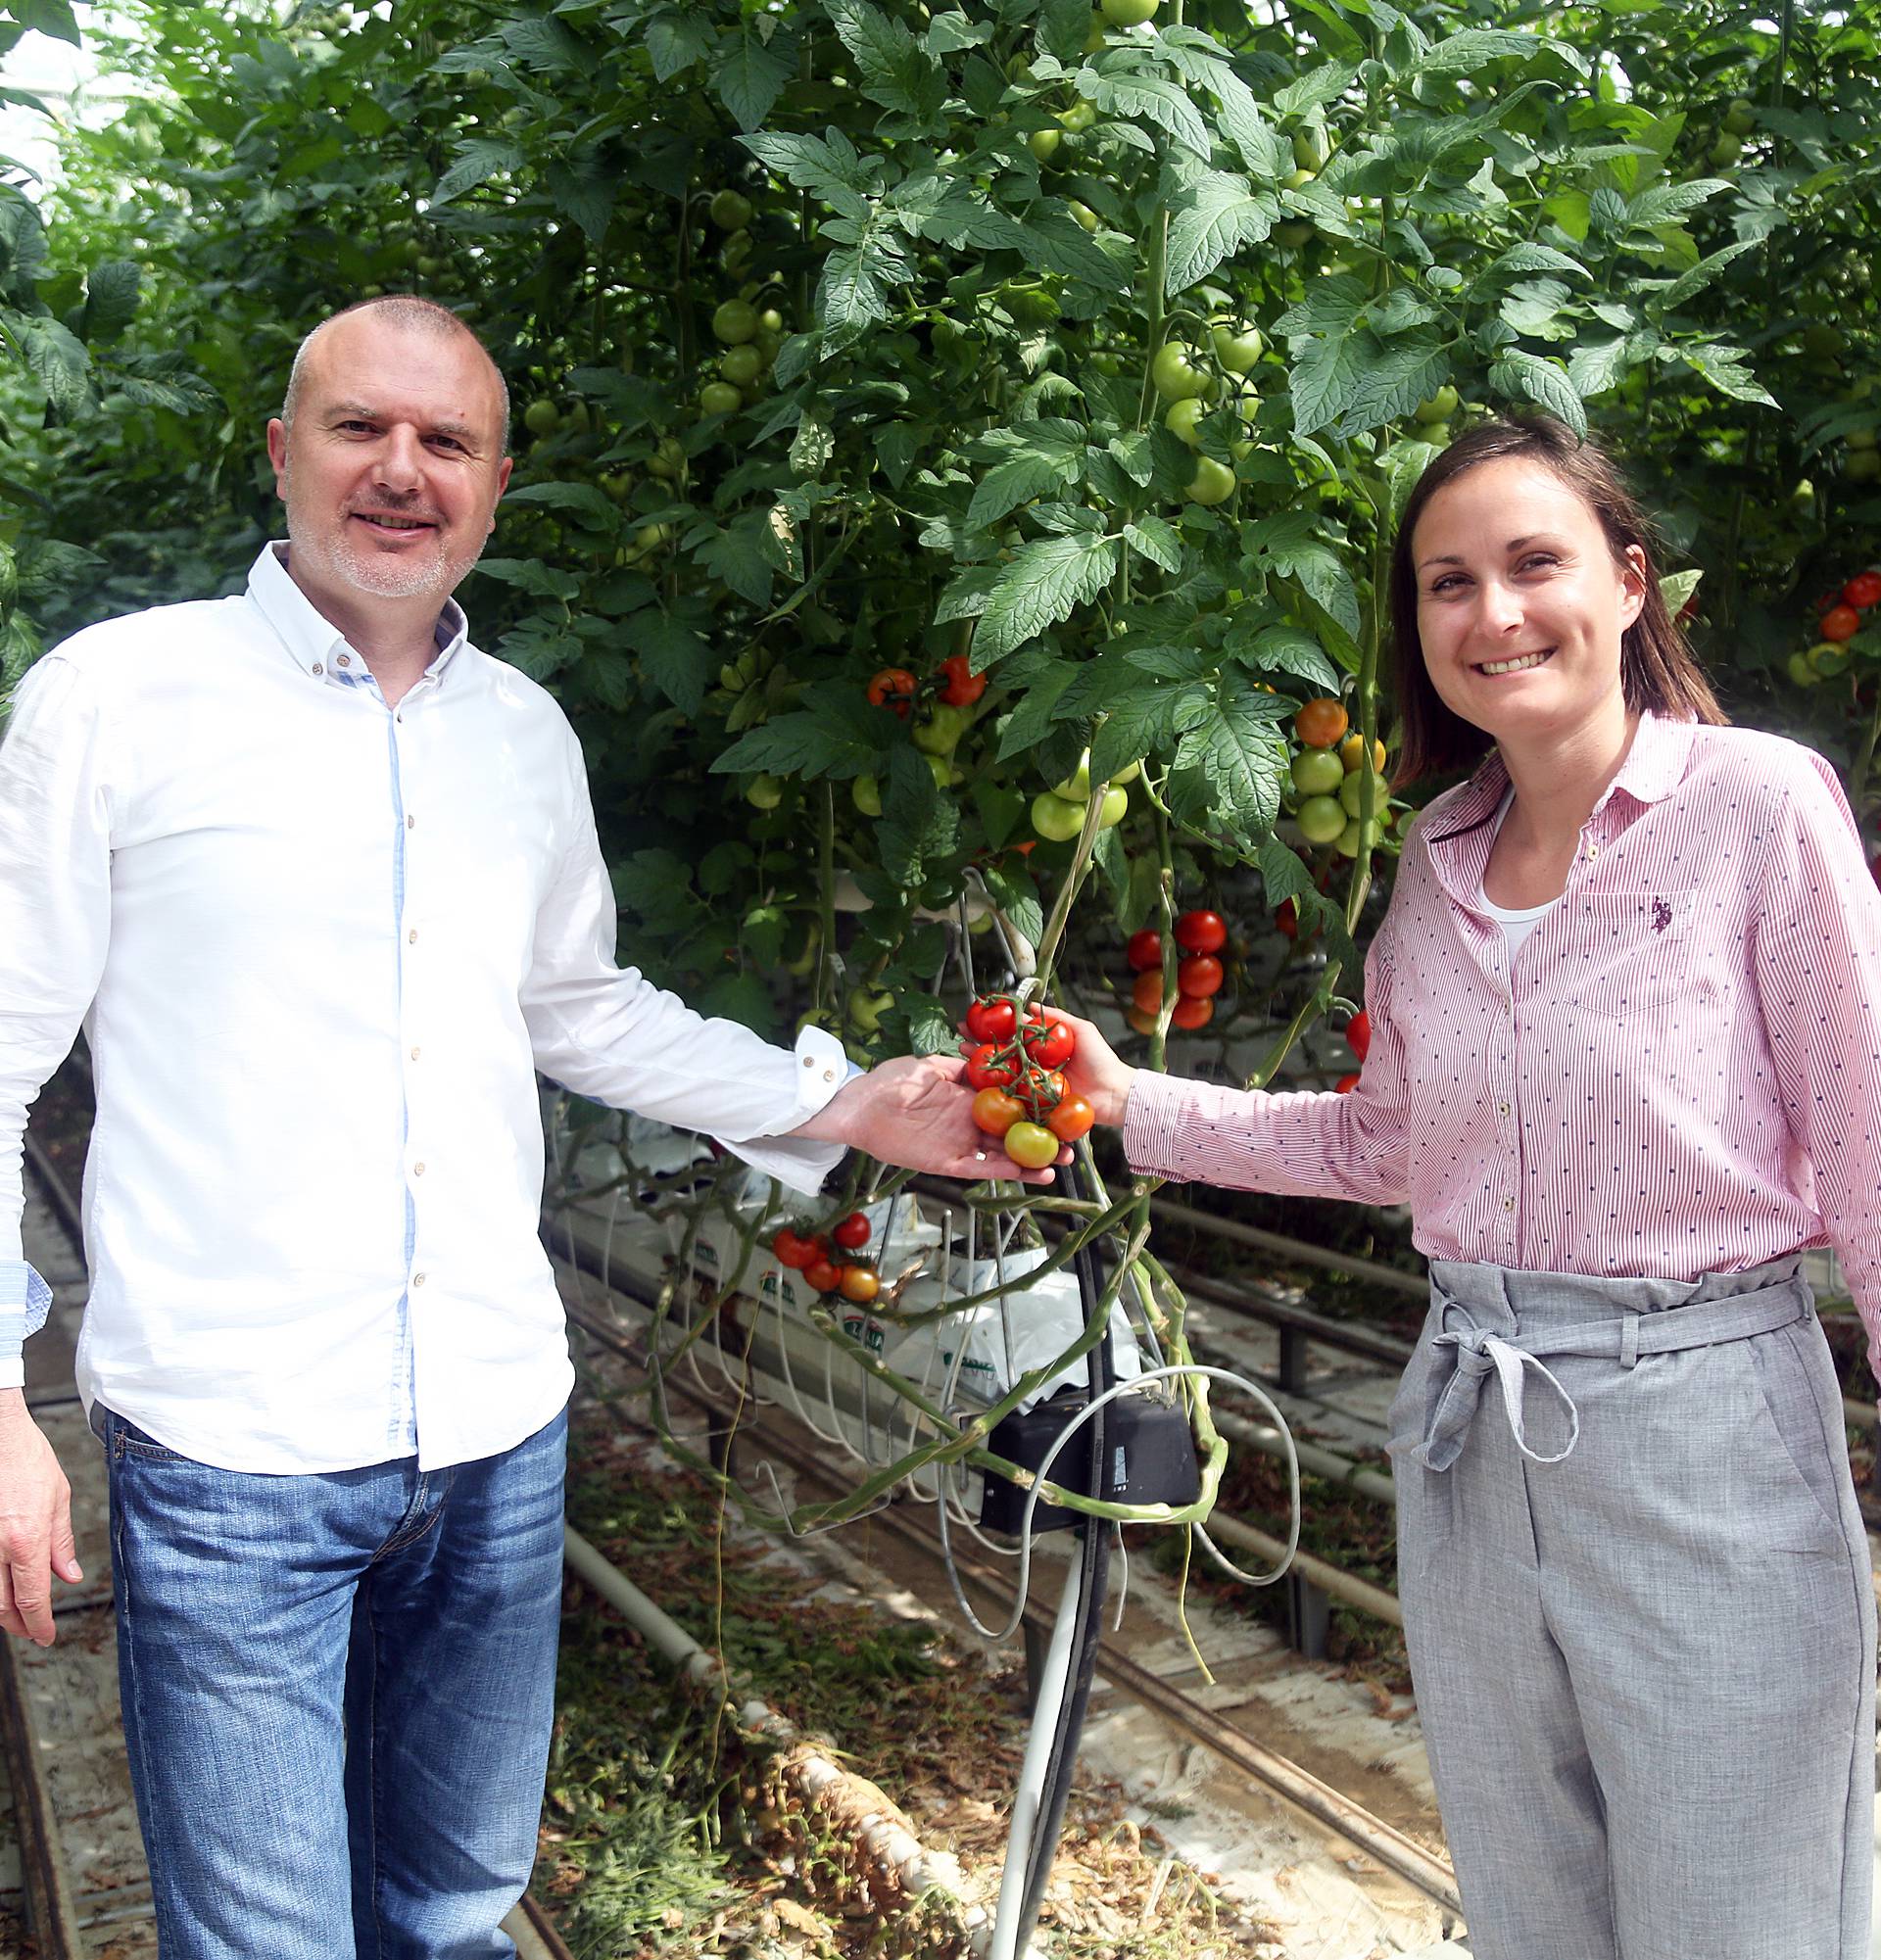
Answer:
[{"xmin": 1123, "ymin": 712, "xmax": 1881, "ymax": 1371}]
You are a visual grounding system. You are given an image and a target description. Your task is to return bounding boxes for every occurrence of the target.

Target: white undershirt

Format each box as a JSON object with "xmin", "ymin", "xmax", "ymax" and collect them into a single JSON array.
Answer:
[{"xmin": 1478, "ymin": 788, "xmax": 1560, "ymax": 957}]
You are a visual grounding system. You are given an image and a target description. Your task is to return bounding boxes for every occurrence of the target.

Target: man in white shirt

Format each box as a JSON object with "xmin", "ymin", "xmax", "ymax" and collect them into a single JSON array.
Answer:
[{"xmin": 0, "ymin": 296, "xmax": 1042, "ymax": 1959}]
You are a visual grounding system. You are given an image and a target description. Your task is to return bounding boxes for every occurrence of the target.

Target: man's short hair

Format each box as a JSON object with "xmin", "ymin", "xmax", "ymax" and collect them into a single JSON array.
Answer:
[{"xmin": 280, "ymin": 296, "xmax": 510, "ymax": 452}]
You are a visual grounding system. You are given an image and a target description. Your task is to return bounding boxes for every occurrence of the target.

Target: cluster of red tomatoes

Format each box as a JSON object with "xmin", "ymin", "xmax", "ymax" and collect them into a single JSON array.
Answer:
[
  {"xmin": 1795, "ymin": 569, "xmax": 1881, "ymax": 686},
  {"xmin": 1123, "ymin": 909, "xmax": 1227, "ymax": 1035},
  {"xmin": 771, "ymin": 1211, "xmax": 881, "ymax": 1303},
  {"xmin": 1334, "ymin": 1011, "xmax": 1371, "ymax": 1092},
  {"xmin": 960, "ymin": 994, "xmax": 1094, "ymax": 1168},
  {"xmin": 867, "ymin": 654, "xmax": 988, "ymax": 716}
]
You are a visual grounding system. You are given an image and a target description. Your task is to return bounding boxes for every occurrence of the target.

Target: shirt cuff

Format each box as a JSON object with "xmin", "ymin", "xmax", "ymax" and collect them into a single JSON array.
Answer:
[
  {"xmin": 712, "ymin": 1025, "xmax": 853, "ymax": 1197},
  {"xmin": 1120, "ymin": 1070, "xmax": 1211, "ymax": 1180},
  {"xmin": 0, "ymin": 1261, "xmax": 50, "ymax": 1389}
]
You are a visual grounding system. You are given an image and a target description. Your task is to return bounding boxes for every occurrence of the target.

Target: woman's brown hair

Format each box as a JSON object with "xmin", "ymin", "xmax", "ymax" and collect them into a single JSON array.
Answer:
[{"xmin": 1388, "ymin": 413, "xmax": 1726, "ymax": 786}]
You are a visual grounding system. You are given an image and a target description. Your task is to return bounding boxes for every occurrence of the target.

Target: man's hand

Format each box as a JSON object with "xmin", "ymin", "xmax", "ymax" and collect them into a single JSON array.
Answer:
[
  {"xmin": 0, "ymin": 1393, "xmax": 81, "ymax": 1646},
  {"xmin": 792, "ymin": 1053, "xmax": 1070, "ymax": 1181}
]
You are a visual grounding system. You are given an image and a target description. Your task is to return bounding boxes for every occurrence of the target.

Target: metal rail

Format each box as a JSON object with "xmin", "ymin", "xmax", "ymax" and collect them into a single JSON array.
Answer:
[
  {"xmin": 550, "ymin": 1249, "xmax": 1463, "ymax": 1918},
  {"xmin": 0, "ymin": 1631, "xmax": 85, "ymax": 1958}
]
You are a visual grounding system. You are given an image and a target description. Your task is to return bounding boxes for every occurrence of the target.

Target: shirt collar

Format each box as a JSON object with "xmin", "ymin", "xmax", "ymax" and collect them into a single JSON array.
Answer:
[
  {"xmin": 1421, "ymin": 709, "xmax": 1696, "ymax": 843},
  {"xmin": 247, "ymin": 542, "xmax": 470, "ymax": 688}
]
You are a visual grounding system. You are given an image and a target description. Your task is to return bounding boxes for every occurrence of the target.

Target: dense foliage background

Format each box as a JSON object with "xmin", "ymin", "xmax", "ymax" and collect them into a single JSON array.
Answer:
[{"xmin": 3, "ymin": 0, "xmax": 1877, "ymax": 1076}]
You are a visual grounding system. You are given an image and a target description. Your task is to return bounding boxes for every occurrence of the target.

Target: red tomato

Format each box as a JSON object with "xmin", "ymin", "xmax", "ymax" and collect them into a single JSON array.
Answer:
[
  {"xmin": 772, "ymin": 1228, "xmax": 815, "ymax": 1269},
  {"xmin": 866, "ymin": 667, "xmax": 917, "ymax": 716},
  {"xmin": 838, "ymin": 1265, "xmax": 880, "ymax": 1304},
  {"xmin": 1846, "ymin": 572, "xmax": 1881, "ymax": 610},
  {"xmin": 1020, "ymin": 1012, "xmax": 1075, "ymax": 1069},
  {"xmin": 1170, "ymin": 995, "xmax": 1213, "ymax": 1030},
  {"xmin": 1275, "ymin": 899, "xmax": 1299, "ymax": 939},
  {"xmin": 1820, "ymin": 604, "xmax": 1861, "ymax": 643},
  {"xmin": 964, "ymin": 995, "xmax": 1017, "ymax": 1044},
  {"xmin": 937, "ymin": 652, "xmax": 987, "ymax": 706},
  {"xmin": 1126, "ymin": 929, "xmax": 1163, "ymax": 972},
  {"xmin": 1295, "ymin": 698, "xmax": 1349, "ymax": 749},
  {"xmin": 972, "ymin": 1086, "xmax": 1024, "ymax": 1135},
  {"xmin": 1334, "ymin": 1073, "xmax": 1361, "ymax": 1093},
  {"xmin": 1345, "ymin": 1011, "xmax": 1372, "ymax": 1061},
  {"xmin": 832, "ymin": 1212, "xmax": 871, "ymax": 1250},
  {"xmin": 1047, "ymin": 1094, "xmax": 1095, "ymax": 1141},
  {"xmin": 1176, "ymin": 954, "xmax": 1223, "ymax": 998},
  {"xmin": 965, "ymin": 1042, "xmax": 1020, "ymax": 1090},
  {"xmin": 1174, "ymin": 909, "xmax": 1228, "ymax": 954},
  {"xmin": 803, "ymin": 1258, "xmax": 843, "ymax": 1293},
  {"xmin": 1021, "ymin": 1068, "xmax": 1065, "ymax": 1117},
  {"xmin": 1002, "ymin": 1121, "xmax": 1059, "ymax": 1170},
  {"xmin": 1132, "ymin": 970, "xmax": 1166, "ymax": 1015}
]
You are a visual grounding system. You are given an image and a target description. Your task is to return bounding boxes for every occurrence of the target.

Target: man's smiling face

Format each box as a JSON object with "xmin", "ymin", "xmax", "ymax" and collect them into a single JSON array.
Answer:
[{"xmin": 265, "ymin": 309, "xmax": 510, "ymax": 616}]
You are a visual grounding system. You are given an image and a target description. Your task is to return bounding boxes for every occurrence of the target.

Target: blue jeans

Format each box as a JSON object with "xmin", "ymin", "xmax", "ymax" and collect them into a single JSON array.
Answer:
[{"xmin": 103, "ymin": 1405, "xmax": 568, "ymax": 1960}]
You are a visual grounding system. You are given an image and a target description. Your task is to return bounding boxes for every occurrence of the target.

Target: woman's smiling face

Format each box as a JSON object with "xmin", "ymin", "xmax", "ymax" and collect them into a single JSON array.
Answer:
[{"xmin": 1411, "ymin": 455, "xmax": 1647, "ymax": 750}]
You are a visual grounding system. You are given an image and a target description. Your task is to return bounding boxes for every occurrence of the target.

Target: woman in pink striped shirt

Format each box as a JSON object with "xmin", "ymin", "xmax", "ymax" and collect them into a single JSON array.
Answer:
[{"xmin": 1063, "ymin": 415, "xmax": 1879, "ymax": 1960}]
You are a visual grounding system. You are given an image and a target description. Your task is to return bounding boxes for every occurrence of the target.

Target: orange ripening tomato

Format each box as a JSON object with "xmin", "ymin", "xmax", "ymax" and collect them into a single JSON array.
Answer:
[
  {"xmin": 972, "ymin": 1086, "xmax": 1024, "ymax": 1135},
  {"xmin": 1295, "ymin": 697, "xmax": 1349, "ymax": 748},
  {"xmin": 1126, "ymin": 1006, "xmax": 1160, "ymax": 1037},
  {"xmin": 838, "ymin": 1265, "xmax": 880, "ymax": 1304},
  {"xmin": 1845, "ymin": 571, "xmax": 1881, "ymax": 611},
  {"xmin": 1132, "ymin": 969, "xmax": 1166, "ymax": 1015},
  {"xmin": 1170, "ymin": 995, "xmax": 1213, "ymax": 1030},
  {"xmin": 1047, "ymin": 1094, "xmax": 1095, "ymax": 1141},
  {"xmin": 1820, "ymin": 604, "xmax": 1861, "ymax": 644},
  {"xmin": 937, "ymin": 652, "xmax": 987, "ymax": 706}
]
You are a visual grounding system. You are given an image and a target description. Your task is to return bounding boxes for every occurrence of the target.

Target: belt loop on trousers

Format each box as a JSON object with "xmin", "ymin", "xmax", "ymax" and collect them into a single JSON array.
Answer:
[{"xmin": 1619, "ymin": 1309, "xmax": 1640, "ymax": 1370}]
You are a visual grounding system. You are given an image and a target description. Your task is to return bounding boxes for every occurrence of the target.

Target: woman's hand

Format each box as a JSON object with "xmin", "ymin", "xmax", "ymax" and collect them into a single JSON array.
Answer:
[{"xmin": 1032, "ymin": 1007, "xmax": 1136, "ymax": 1128}]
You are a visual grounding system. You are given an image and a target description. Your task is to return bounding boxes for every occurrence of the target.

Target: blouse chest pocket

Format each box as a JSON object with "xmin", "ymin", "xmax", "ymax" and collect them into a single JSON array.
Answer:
[{"xmin": 1555, "ymin": 889, "xmax": 1702, "ymax": 1021}]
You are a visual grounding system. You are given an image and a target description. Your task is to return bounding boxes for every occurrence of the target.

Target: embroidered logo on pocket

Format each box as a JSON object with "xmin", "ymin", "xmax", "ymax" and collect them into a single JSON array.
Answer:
[{"xmin": 1651, "ymin": 897, "xmax": 1672, "ymax": 933}]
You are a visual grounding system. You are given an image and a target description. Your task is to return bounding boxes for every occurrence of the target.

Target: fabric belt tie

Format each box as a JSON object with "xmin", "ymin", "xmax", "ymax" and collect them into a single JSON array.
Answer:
[{"xmin": 1414, "ymin": 1278, "xmax": 1812, "ymax": 1473}]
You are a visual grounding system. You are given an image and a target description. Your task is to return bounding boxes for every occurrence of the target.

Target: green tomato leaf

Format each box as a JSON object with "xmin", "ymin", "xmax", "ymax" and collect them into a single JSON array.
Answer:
[
  {"xmin": 1074, "ymin": 67, "xmax": 1211, "ymax": 157},
  {"xmin": 825, "ymin": 0, "xmax": 947, "ymax": 128},
  {"xmin": 975, "ymin": 532, "xmax": 1119, "ymax": 662},
  {"xmin": 965, "ymin": 418, "xmax": 1087, "ymax": 530},
  {"xmin": 716, "ymin": 27, "xmax": 796, "ymax": 130},
  {"xmin": 1681, "ymin": 342, "xmax": 1778, "ymax": 408},
  {"xmin": 504, "ymin": 480, "xmax": 619, "ymax": 525},
  {"xmin": 1124, "ymin": 516, "xmax": 1182, "ymax": 574},
  {"xmin": 711, "ymin": 685, "xmax": 886, "ymax": 780},
  {"xmin": 1089, "ymin": 681, "xmax": 1212, "ymax": 781},
  {"xmin": 79, "ymin": 260, "xmax": 140, "ymax": 344},
  {"xmin": 431, "ymin": 138, "xmax": 524, "ymax": 207},
  {"xmin": 1490, "ymin": 349, "xmax": 1587, "ymax": 436},
  {"xmin": 995, "ymin": 662, "xmax": 1077, "ymax": 760},
  {"xmin": 902, "ymin": 992, "xmax": 960, "ymax": 1056},
  {"xmin": 1165, "ymin": 172, "xmax": 1279, "ymax": 294},
  {"xmin": 981, "ymin": 860, "xmax": 1045, "ymax": 945},
  {"xmin": 622, "ymin": 608, "xmax": 710, "ymax": 716},
  {"xmin": 471, "ymin": 557, "xmax": 583, "ymax": 601}
]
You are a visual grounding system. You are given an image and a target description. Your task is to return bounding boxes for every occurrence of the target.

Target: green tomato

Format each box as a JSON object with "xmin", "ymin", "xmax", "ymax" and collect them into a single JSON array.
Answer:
[
  {"xmin": 848, "ymin": 990, "xmax": 894, "ymax": 1033},
  {"xmin": 1337, "ymin": 769, "xmax": 1390, "ymax": 819},
  {"xmin": 1183, "ymin": 455, "xmax": 1236, "ymax": 506},
  {"xmin": 1084, "ymin": 9, "xmax": 1106, "ymax": 50},
  {"xmin": 1296, "ymin": 793, "xmax": 1347, "ymax": 844},
  {"xmin": 913, "ymin": 703, "xmax": 972, "ymax": 755},
  {"xmin": 1335, "ymin": 816, "xmax": 1381, "ymax": 858},
  {"xmin": 1150, "ymin": 340, "xmax": 1211, "ymax": 403},
  {"xmin": 1094, "ymin": 785, "xmax": 1129, "ymax": 830},
  {"xmin": 747, "ymin": 774, "xmax": 785, "ymax": 810},
  {"xmin": 1053, "ymin": 749, "xmax": 1092, "ymax": 799},
  {"xmin": 1027, "ymin": 127, "xmax": 1062, "ymax": 165},
  {"xmin": 1709, "ymin": 133, "xmax": 1742, "ymax": 169},
  {"xmin": 1111, "ymin": 758, "xmax": 1142, "ymax": 786},
  {"xmin": 1803, "ymin": 322, "xmax": 1846, "ymax": 361},
  {"xmin": 523, "ymin": 400, "xmax": 560, "ymax": 439},
  {"xmin": 1786, "ymin": 650, "xmax": 1821, "ymax": 689},
  {"xmin": 719, "ymin": 344, "xmax": 764, "ymax": 388},
  {"xmin": 699, "ymin": 380, "xmax": 744, "ymax": 416},
  {"xmin": 1100, "ymin": 0, "xmax": 1157, "ymax": 22},
  {"xmin": 1164, "ymin": 398, "xmax": 1207, "ymax": 447},
  {"xmin": 712, "ymin": 298, "xmax": 758, "ymax": 345},
  {"xmin": 601, "ymin": 472, "xmax": 633, "ymax": 503},
  {"xmin": 851, "ymin": 774, "xmax": 883, "ymax": 818},
  {"xmin": 646, "ymin": 436, "xmax": 685, "ymax": 481},
  {"xmin": 1291, "ymin": 748, "xmax": 1345, "ymax": 798},
  {"xmin": 926, "ymin": 752, "xmax": 961, "ymax": 789},
  {"xmin": 1058, "ymin": 98, "xmax": 1096, "ymax": 133},
  {"xmin": 1723, "ymin": 96, "xmax": 1757, "ymax": 137},
  {"xmin": 1418, "ymin": 421, "xmax": 1452, "ymax": 448},
  {"xmin": 709, "ymin": 188, "xmax": 753, "ymax": 229},
  {"xmin": 1211, "ymin": 324, "xmax": 1264, "ymax": 373},
  {"xmin": 1067, "ymin": 200, "xmax": 1100, "ymax": 233},
  {"xmin": 1814, "ymin": 643, "xmax": 1853, "ymax": 678},
  {"xmin": 1848, "ymin": 425, "xmax": 1877, "ymax": 451},
  {"xmin": 1291, "ymin": 127, "xmax": 1327, "ymax": 172},
  {"xmin": 1414, "ymin": 385, "xmax": 1458, "ymax": 425},
  {"xmin": 1283, "ymin": 166, "xmax": 1317, "ymax": 190},
  {"xmin": 1849, "ymin": 450, "xmax": 1881, "ymax": 483},
  {"xmin": 1275, "ymin": 221, "xmax": 1315, "ymax": 250},
  {"xmin": 1031, "ymin": 790, "xmax": 1086, "ymax": 842},
  {"xmin": 1003, "ymin": 1121, "xmax": 1060, "ymax": 1170}
]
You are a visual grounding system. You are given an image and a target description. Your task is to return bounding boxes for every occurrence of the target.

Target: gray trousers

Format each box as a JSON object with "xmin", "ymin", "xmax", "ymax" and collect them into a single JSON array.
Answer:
[{"xmin": 1388, "ymin": 1259, "xmax": 1876, "ymax": 1960}]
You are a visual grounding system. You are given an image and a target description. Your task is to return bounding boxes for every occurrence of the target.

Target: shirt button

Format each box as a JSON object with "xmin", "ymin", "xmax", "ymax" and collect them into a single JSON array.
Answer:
[
  {"xmin": 823, "ymin": 1068, "xmax": 836, "ymax": 1082},
  {"xmin": 412, "ymin": 1162, "xmax": 425, "ymax": 1176},
  {"xmin": 337, "ymin": 653, "xmax": 351, "ymax": 668},
  {"xmin": 408, "ymin": 929, "xmax": 418, "ymax": 944},
  {"xmin": 312, "ymin": 662, "xmax": 323, "ymax": 676},
  {"xmin": 406, "ymin": 814, "xmax": 415, "ymax": 829},
  {"xmin": 802, "ymin": 1055, "xmax": 815, "ymax": 1069},
  {"xmin": 411, "ymin": 1272, "xmax": 426, "ymax": 1287},
  {"xmin": 1503, "ymin": 1196, "xmax": 1516, "ymax": 1212},
  {"xmin": 410, "ymin": 1046, "xmax": 420, "ymax": 1061},
  {"xmin": 1586, "ymin": 842, "xmax": 1600, "ymax": 859},
  {"xmin": 1498, "ymin": 1102, "xmax": 1510, "ymax": 1115}
]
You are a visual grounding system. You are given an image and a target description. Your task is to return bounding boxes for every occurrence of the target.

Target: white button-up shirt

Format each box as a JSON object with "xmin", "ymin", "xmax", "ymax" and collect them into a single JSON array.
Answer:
[{"xmin": 0, "ymin": 544, "xmax": 849, "ymax": 1471}]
